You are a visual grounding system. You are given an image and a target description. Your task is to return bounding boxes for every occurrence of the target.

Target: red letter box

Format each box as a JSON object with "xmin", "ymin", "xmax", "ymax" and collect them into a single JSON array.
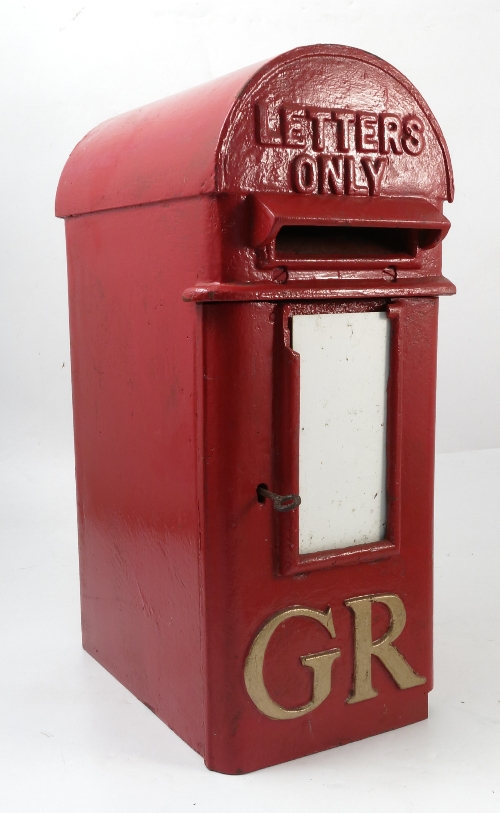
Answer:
[{"xmin": 56, "ymin": 45, "xmax": 454, "ymax": 774}]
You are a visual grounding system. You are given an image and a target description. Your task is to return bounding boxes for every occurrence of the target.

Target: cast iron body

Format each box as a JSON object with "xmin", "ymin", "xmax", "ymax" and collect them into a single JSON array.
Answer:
[{"xmin": 56, "ymin": 45, "xmax": 454, "ymax": 774}]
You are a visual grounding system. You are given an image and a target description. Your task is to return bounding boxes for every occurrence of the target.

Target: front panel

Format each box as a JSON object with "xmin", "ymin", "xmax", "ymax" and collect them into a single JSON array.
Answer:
[{"xmin": 202, "ymin": 296, "xmax": 437, "ymax": 774}]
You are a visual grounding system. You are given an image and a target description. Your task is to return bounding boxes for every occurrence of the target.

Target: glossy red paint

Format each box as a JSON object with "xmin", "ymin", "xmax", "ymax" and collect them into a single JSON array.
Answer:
[{"xmin": 56, "ymin": 45, "xmax": 454, "ymax": 774}]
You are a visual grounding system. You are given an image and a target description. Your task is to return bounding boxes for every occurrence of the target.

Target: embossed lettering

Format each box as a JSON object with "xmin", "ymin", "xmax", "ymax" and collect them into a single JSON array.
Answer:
[
  {"xmin": 244, "ymin": 606, "xmax": 341, "ymax": 720},
  {"xmin": 308, "ymin": 108, "xmax": 332, "ymax": 151},
  {"xmin": 255, "ymin": 102, "xmax": 282, "ymax": 145},
  {"xmin": 402, "ymin": 115, "xmax": 425, "ymax": 155},
  {"xmin": 361, "ymin": 156, "xmax": 388, "ymax": 196},
  {"xmin": 357, "ymin": 113, "xmax": 379, "ymax": 152},
  {"xmin": 254, "ymin": 101, "xmax": 426, "ymax": 194},
  {"xmin": 293, "ymin": 154, "xmax": 318, "ymax": 193},
  {"xmin": 281, "ymin": 106, "xmax": 309, "ymax": 147},
  {"xmin": 334, "ymin": 110, "xmax": 356, "ymax": 152},
  {"xmin": 319, "ymin": 155, "xmax": 344, "ymax": 194},
  {"xmin": 379, "ymin": 114, "xmax": 403, "ymax": 154},
  {"xmin": 245, "ymin": 594, "xmax": 427, "ymax": 721},
  {"xmin": 345, "ymin": 593, "xmax": 426, "ymax": 704},
  {"xmin": 345, "ymin": 155, "xmax": 369, "ymax": 196}
]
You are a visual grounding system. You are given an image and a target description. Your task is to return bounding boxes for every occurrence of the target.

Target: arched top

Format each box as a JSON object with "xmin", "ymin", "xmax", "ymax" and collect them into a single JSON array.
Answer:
[
  {"xmin": 55, "ymin": 61, "xmax": 265, "ymax": 217},
  {"xmin": 56, "ymin": 45, "xmax": 453, "ymax": 218}
]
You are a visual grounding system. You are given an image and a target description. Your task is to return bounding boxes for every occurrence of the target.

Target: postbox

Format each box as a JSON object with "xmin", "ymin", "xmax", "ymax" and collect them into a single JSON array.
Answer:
[{"xmin": 56, "ymin": 45, "xmax": 454, "ymax": 774}]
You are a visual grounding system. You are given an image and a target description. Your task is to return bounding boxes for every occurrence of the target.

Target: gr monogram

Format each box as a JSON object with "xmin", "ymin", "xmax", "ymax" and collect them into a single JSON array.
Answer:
[{"xmin": 244, "ymin": 593, "xmax": 425, "ymax": 720}]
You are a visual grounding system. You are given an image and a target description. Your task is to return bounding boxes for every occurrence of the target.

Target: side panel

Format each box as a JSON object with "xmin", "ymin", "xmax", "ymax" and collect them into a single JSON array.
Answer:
[
  {"xmin": 65, "ymin": 198, "xmax": 217, "ymax": 755},
  {"xmin": 202, "ymin": 298, "xmax": 437, "ymax": 774}
]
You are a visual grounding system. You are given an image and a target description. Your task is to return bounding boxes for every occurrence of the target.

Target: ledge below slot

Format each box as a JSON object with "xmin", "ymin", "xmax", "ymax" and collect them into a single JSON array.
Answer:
[{"xmin": 182, "ymin": 276, "xmax": 456, "ymax": 302}]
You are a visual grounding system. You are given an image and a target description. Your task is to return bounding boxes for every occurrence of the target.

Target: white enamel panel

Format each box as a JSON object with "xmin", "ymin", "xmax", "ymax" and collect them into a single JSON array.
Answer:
[{"xmin": 292, "ymin": 311, "xmax": 390, "ymax": 554}]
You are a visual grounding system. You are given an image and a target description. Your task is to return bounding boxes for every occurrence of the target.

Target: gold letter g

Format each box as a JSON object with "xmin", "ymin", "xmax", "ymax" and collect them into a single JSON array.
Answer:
[{"xmin": 244, "ymin": 606, "xmax": 341, "ymax": 720}]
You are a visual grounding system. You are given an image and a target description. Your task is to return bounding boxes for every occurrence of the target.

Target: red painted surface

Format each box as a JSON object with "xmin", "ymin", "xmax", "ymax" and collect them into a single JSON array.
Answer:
[
  {"xmin": 56, "ymin": 45, "xmax": 454, "ymax": 773},
  {"xmin": 202, "ymin": 297, "xmax": 437, "ymax": 772}
]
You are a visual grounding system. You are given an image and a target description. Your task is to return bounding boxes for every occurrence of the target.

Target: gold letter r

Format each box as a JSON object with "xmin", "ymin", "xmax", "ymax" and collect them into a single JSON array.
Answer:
[{"xmin": 345, "ymin": 593, "xmax": 426, "ymax": 704}]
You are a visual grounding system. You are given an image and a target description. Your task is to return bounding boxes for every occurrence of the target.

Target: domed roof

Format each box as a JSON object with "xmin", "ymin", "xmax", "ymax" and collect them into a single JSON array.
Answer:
[{"xmin": 56, "ymin": 44, "xmax": 453, "ymax": 218}]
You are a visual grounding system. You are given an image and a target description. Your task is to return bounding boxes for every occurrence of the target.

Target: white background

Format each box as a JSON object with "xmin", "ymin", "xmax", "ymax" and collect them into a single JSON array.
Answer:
[{"xmin": 1, "ymin": 1, "xmax": 499, "ymax": 811}]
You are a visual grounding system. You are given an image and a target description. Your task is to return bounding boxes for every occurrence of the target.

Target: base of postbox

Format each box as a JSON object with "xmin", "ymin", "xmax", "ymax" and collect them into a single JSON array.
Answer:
[
  {"xmin": 84, "ymin": 637, "xmax": 428, "ymax": 774},
  {"xmin": 206, "ymin": 692, "xmax": 428, "ymax": 774},
  {"xmin": 213, "ymin": 693, "xmax": 429, "ymax": 775}
]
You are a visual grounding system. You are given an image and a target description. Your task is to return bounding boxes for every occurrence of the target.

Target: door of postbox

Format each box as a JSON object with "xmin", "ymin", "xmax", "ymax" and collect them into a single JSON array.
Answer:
[{"xmin": 56, "ymin": 45, "xmax": 454, "ymax": 774}]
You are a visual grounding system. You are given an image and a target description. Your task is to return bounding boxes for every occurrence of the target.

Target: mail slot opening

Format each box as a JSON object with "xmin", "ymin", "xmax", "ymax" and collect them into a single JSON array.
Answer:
[{"xmin": 275, "ymin": 225, "xmax": 417, "ymax": 260}]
